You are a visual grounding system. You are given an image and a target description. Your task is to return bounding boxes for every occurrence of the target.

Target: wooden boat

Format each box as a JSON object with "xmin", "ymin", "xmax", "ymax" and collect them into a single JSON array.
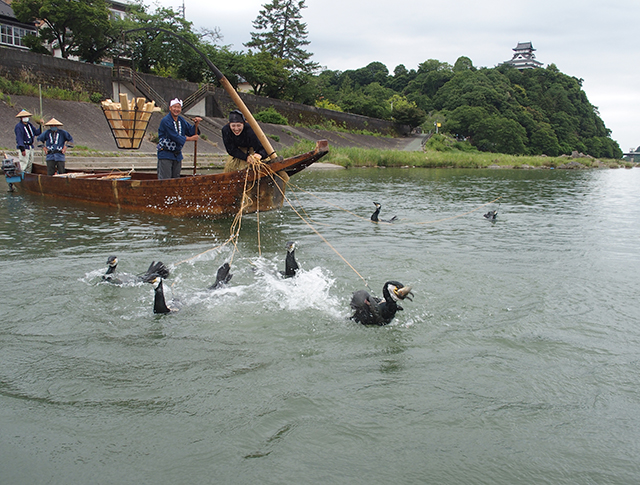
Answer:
[
  {"xmin": 16, "ymin": 140, "xmax": 329, "ymax": 218},
  {"xmin": 11, "ymin": 30, "xmax": 332, "ymax": 218}
]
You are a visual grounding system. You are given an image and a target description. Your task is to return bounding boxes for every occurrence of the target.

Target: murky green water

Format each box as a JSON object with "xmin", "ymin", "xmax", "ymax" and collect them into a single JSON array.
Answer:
[{"xmin": 1, "ymin": 167, "xmax": 640, "ymax": 484}]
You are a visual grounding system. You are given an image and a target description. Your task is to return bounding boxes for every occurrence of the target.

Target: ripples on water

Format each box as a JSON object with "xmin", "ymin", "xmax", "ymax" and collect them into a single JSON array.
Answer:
[{"xmin": 1, "ymin": 168, "xmax": 640, "ymax": 484}]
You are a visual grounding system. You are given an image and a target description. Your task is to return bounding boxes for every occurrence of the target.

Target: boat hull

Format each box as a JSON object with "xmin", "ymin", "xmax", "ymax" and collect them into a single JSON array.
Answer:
[{"xmin": 18, "ymin": 140, "xmax": 329, "ymax": 218}]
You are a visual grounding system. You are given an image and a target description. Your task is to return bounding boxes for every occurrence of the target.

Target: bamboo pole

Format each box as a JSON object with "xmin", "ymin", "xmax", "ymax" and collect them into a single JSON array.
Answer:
[
  {"xmin": 123, "ymin": 28, "xmax": 281, "ymax": 161},
  {"xmin": 192, "ymin": 119, "xmax": 200, "ymax": 175}
]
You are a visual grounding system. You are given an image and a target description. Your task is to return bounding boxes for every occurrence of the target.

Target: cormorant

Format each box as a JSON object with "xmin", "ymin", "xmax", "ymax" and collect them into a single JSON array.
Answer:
[
  {"xmin": 208, "ymin": 262, "xmax": 233, "ymax": 290},
  {"xmin": 143, "ymin": 276, "xmax": 175, "ymax": 314},
  {"xmin": 371, "ymin": 202, "xmax": 397, "ymax": 223},
  {"xmin": 102, "ymin": 256, "xmax": 169, "ymax": 285},
  {"xmin": 280, "ymin": 241, "xmax": 299, "ymax": 278},
  {"xmin": 143, "ymin": 263, "xmax": 233, "ymax": 314},
  {"xmin": 483, "ymin": 210, "xmax": 498, "ymax": 220},
  {"xmin": 350, "ymin": 281, "xmax": 414, "ymax": 326}
]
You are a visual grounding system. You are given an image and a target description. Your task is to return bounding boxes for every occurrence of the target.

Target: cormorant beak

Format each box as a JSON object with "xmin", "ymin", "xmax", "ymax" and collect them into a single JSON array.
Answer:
[{"xmin": 394, "ymin": 285, "xmax": 414, "ymax": 301}]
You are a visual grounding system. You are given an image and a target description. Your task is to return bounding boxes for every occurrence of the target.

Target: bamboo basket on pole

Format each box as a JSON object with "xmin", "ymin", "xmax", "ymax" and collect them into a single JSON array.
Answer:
[{"xmin": 101, "ymin": 94, "xmax": 157, "ymax": 149}]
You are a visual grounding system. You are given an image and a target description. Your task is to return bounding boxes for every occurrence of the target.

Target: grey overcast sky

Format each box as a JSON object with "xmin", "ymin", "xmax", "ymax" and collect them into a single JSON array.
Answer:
[{"xmin": 153, "ymin": 0, "xmax": 639, "ymax": 153}]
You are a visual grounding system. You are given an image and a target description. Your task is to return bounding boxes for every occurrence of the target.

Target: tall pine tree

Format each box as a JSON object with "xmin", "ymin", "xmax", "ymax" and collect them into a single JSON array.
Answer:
[{"xmin": 245, "ymin": 0, "xmax": 318, "ymax": 73}]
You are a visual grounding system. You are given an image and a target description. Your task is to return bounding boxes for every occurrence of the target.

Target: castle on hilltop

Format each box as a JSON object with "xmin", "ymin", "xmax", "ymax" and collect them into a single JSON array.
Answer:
[{"xmin": 503, "ymin": 42, "xmax": 544, "ymax": 70}]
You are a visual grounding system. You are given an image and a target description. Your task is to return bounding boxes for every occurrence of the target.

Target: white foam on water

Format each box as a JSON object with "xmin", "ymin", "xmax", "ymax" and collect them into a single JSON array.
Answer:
[{"xmin": 248, "ymin": 257, "xmax": 342, "ymax": 317}]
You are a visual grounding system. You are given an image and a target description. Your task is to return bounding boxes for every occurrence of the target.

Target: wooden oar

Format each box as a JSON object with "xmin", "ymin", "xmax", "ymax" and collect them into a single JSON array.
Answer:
[
  {"xmin": 123, "ymin": 28, "xmax": 279, "ymax": 162},
  {"xmin": 192, "ymin": 119, "xmax": 200, "ymax": 175}
]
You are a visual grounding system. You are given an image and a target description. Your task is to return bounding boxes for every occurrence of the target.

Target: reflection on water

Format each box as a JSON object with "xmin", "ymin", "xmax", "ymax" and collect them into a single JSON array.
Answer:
[{"xmin": 1, "ymin": 168, "xmax": 640, "ymax": 484}]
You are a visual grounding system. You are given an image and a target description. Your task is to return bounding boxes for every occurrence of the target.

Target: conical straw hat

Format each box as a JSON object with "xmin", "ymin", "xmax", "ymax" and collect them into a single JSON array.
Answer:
[
  {"xmin": 44, "ymin": 117, "xmax": 63, "ymax": 126},
  {"xmin": 16, "ymin": 109, "xmax": 33, "ymax": 118}
]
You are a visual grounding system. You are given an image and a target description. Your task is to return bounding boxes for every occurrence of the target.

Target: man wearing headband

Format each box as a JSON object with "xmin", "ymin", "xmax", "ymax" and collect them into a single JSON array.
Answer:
[
  {"xmin": 222, "ymin": 109, "xmax": 268, "ymax": 172},
  {"xmin": 156, "ymin": 98, "xmax": 202, "ymax": 179},
  {"xmin": 14, "ymin": 109, "xmax": 42, "ymax": 173}
]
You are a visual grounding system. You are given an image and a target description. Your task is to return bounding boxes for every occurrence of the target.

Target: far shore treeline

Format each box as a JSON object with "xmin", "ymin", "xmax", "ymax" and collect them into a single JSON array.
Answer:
[{"xmin": 10, "ymin": 0, "xmax": 622, "ymax": 159}]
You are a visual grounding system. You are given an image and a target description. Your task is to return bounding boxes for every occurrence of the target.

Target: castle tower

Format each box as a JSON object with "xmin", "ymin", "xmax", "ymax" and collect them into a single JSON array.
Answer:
[{"xmin": 504, "ymin": 42, "xmax": 543, "ymax": 69}]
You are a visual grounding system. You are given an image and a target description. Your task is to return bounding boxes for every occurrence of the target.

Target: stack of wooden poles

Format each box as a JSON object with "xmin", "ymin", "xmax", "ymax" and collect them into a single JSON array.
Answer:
[{"xmin": 101, "ymin": 94, "xmax": 157, "ymax": 149}]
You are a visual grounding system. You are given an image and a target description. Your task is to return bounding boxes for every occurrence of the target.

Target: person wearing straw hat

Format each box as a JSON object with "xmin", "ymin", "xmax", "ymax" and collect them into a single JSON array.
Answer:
[
  {"xmin": 156, "ymin": 98, "xmax": 201, "ymax": 179},
  {"xmin": 222, "ymin": 109, "xmax": 268, "ymax": 173},
  {"xmin": 37, "ymin": 118, "xmax": 74, "ymax": 176},
  {"xmin": 14, "ymin": 109, "xmax": 42, "ymax": 173}
]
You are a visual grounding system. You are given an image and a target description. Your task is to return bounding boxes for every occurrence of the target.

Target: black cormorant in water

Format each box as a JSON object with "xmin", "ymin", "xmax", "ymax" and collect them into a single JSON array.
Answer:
[
  {"xmin": 280, "ymin": 241, "xmax": 299, "ymax": 278},
  {"xmin": 102, "ymin": 256, "xmax": 169, "ymax": 285},
  {"xmin": 208, "ymin": 262, "xmax": 233, "ymax": 290},
  {"xmin": 371, "ymin": 202, "xmax": 397, "ymax": 223},
  {"xmin": 143, "ymin": 263, "xmax": 233, "ymax": 314},
  {"xmin": 350, "ymin": 281, "xmax": 414, "ymax": 326},
  {"xmin": 483, "ymin": 210, "xmax": 498, "ymax": 220},
  {"xmin": 146, "ymin": 277, "xmax": 174, "ymax": 314}
]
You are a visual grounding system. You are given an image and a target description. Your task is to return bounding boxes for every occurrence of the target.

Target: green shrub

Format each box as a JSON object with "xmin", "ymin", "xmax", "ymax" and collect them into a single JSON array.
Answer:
[
  {"xmin": 90, "ymin": 92, "xmax": 103, "ymax": 103},
  {"xmin": 268, "ymin": 134, "xmax": 280, "ymax": 142},
  {"xmin": 254, "ymin": 107, "xmax": 288, "ymax": 125}
]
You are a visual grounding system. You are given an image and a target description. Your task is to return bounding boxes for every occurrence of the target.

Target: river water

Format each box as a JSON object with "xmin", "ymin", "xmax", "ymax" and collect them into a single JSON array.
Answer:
[{"xmin": 1, "ymin": 167, "xmax": 639, "ymax": 484}]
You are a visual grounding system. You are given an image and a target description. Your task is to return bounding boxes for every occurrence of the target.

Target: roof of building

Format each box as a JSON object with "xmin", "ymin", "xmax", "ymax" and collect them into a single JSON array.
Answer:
[
  {"xmin": 108, "ymin": 0, "xmax": 131, "ymax": 12},
  {"xmin": 514, "ymin": 41, "xmax": 535, "ymax": 51},
  {"xmin": 0, "ymin": 1, "xmax": 16, "ymax": 19}
]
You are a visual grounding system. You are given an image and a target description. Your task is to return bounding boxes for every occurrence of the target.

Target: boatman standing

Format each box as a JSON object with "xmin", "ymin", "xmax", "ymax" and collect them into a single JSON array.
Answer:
[
  {"xmin": 156, "ymin": 98, "xmax": 201, "ymax": 179},
  {"xmin": 221, "ymin": 110, "xmax": 269, "ymax": 173},
  {"xmin": 14, "ymin": 109, "xmax": 42, "ymax": 173},
  {"xmin": 37, "ymin": 118, "xmax": 73, "ymax": 176}
]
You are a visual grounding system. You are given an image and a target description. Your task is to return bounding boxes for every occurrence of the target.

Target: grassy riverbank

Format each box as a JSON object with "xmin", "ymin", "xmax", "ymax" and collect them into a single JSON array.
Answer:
[{"xmin": 280, "ymin": 141, "xmax": 634, "ymax": 169}]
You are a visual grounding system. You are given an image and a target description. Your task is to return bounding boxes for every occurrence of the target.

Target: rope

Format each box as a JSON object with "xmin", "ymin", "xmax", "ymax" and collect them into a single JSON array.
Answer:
[
  {"xmin": 173, "ymin": 163, "xmax": 259, "ymax": 267},
  {"xmin": 171, "ymin": 158, "xmax": 501, "ymax": 297},
  {"xmin": 262, "ymin": 164, "xmax": 373, "ymax": 292},
  {"xmin": 256, "ymin": 173, "xmax": 261, "ymax": 257},
  {"xmin": 172, "ymin": 236, "xmax": 236, "ymax": 267}
]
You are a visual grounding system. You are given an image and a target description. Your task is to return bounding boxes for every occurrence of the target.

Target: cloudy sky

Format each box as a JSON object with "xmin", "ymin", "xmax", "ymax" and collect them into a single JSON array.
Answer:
[{"xmin": 152, "ymin": 0, "xmax": 639, "ymax": 152}]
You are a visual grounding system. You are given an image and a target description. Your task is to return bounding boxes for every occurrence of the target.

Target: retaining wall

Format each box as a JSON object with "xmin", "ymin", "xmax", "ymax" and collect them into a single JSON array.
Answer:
[{"xmin": 1, "ymin": 46, "xmax": 408, "ymax": 135}]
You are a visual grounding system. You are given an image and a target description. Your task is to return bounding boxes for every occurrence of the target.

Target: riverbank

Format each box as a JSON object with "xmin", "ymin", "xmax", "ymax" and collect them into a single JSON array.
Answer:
[
  {"xmin": 22, "ymin": 143, "xmax": 633, "ymax": 174},
  {"xmin": 1, "ymin": 96, "xmax": 633, "ymax": 170},
  {"xmin": 279, "ymin": 142, "xmax": 635, "ymax": 170}
]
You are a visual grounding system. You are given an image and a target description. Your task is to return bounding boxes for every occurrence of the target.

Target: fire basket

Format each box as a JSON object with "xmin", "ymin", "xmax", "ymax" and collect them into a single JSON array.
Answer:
[{"xmin": 101, "ymin": 93, "xmax": 157, "ymax": 149}]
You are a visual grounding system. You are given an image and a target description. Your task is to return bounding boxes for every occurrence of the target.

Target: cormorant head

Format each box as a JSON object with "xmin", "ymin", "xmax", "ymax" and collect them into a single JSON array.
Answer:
[
  {"xmin": 142, "ymin": 273, "xmax": 162, "ymax": 287},
  {"xmin": 384, "ymin": 281, "xmax": 414, "ymax": 302},
  {"xmin": 105, "ymin": 255, "xmax": 118, "ymax": 275},
  {"xmin": 285, "ymin": 241, "xmax": 297, "ymax": 253},
  {"xmin": 373, "ymin": 202, "xmax": 381, "ymax": 210}
]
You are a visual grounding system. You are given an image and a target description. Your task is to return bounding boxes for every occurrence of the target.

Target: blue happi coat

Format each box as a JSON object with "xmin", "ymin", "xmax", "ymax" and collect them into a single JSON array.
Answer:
[
  {"xmin": 15, "ymin": 121, "xmax": 41, "ymax": 150},
  {"xmin": 37, "ymin": 129, "xmax": 73, "ymax": 162},
  {"xmin": 157, "ymin": 114, "xmax": 198, "ymax": 162}
]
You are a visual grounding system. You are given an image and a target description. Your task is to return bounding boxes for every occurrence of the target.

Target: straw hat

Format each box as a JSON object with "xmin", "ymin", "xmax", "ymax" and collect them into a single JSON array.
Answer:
[
  {"xmin": 16, "ymin": 109, "xmax": 33, "ymax": 118},
  {"xmin": 44, "ymin": 117, "xmax": 63, "ymax": 126}
]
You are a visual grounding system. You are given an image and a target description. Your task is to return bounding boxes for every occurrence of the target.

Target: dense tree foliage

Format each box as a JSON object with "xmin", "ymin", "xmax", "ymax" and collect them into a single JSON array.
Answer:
[{"xmin": 13, "ymin": 0, "xmax": 114, "ymax": 62}]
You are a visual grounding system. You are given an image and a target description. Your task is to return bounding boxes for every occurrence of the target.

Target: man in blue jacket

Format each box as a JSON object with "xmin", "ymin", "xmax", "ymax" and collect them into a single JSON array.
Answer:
[
  {"xmin": 37, "ymin": 118, "xmax": 73, "ymax": 176},
  {"xmin": 156, "ymin": 98, "xmax": 201, "ymax": 179},
  {"xmin": 14, "ymin": 109, "xmax": 42, "ymax": 173}
]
